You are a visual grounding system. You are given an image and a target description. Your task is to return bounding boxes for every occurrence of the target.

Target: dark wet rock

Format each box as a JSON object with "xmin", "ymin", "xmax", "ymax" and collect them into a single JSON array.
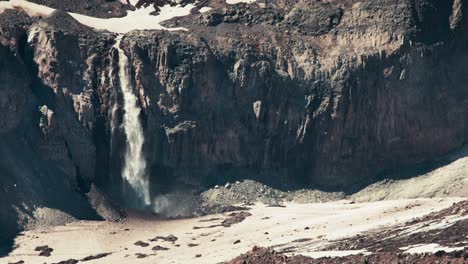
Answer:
[
  {"xmin": 196, "ymin": 204, "xmax": 251, "ymax": 216},
  {"xmin": 7, "ymin": 261, "xmax": 24, "ymax": 264},
  {"xmin": 266, "ymin": 204, "xmax": 286, "ymax": 208},
  {"xmin": 149, "ymin": 235, "xmax": 178, "ymax": 243},
  {"xmin": 193, "ymin": 224, "xmax": 220, "ymax": 230},
  {"xmin": 134, "ymin": 240, "xmax": 150, "ymax": 247},
  {"xmin": 81, "ymin": 253, "xmax": 112, "ymax": 261},
  {"xmin": 198, "ymin": 217, "xmax": 223, "ymax": 222},
  {"xmin": 135, "ymin": 253, "xmax": 148, "ymax": 258},
  {"xmin": 52, "ymin": 259, "xmax": 79, "ymax": 264},
  {"xmin": 35, "ymin": 245, "xmax": 53, "ymax": 257},
  {"xmin": 152, "ymin": 245, "xmax": 169, "ymax": 251}
]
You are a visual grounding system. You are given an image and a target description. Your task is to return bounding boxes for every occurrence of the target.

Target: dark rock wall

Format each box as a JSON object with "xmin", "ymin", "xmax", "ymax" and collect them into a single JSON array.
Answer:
[
  {"xmin": 117, "ymin": 0, "xmax": 468, "ymax": 190},
  {"xmin": 0, "ymin": 0, "xmax": 467, "ymax": 243},
  {"xmin": 0, "ymin": 10, "xmax": 108, "ymax": 247},
  {"xmin": 123, "ymin": 33, "xmax": 467, "ymax": 191}
]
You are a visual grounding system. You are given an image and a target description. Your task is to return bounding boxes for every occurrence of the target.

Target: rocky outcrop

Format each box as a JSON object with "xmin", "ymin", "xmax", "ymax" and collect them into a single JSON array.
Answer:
[
  {"xmin": 0, "ymin": 0, "xmax": 467, "ymax": 250},
  {"xmin": 28, "ymin": 0, "xmax": 131, "ymax": 18}
]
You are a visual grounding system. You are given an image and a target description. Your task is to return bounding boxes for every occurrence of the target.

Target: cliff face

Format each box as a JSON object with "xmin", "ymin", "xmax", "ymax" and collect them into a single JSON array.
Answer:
[
  {"xmin": 119, "ymin": 0, "xmax": 468, "ymax": 190},
  {"xmin": 0, "ymin": 10, "xmax": 113, "ymax": 248},
  {"xmin": 0, "ymin": 0, "xmax": 467, "ymax": 247}
]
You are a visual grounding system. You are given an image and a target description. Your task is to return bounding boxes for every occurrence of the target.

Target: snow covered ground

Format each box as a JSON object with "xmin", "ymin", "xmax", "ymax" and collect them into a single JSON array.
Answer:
[
  {"xmin": 1, "ymin": 0, "xmax": 194, "ymax": 33},
  {"xmin": 0, "ymin": 0, "xmax": 261, "ymax": 33},
  {"xmin": 2, "ymin": 198, "xmax": 465, "ymax": 264},
  {"xmin": 226, "ymin": 0, "xmax": 257, "ymax": 4},
  {"xmin": 400, "ymin": 243, "xmax": 466, "ymax": 254}
]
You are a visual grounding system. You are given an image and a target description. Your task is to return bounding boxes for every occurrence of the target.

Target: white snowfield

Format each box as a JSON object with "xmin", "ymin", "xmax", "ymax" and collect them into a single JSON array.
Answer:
[
  {"xmin": 400, "ymin": 243, "xmax": 466, "ymax": 254},
  {"xmin": 226, "ymin": 0, "xmax": 257, "ymax": 4},
  {"xmin": 199, "ymin": 6, "xmax": 213, "ymax": 13},
  {"xmin": 0, "ymin": 0, "xmax": 259, "ymax": 33},
  {"xmin": 0, "ymin": 0, "xmax": 194, "ymax": 33},
  {"xmin": 2, "ymin": 198, "xmax": 466, "ymax": 264}
]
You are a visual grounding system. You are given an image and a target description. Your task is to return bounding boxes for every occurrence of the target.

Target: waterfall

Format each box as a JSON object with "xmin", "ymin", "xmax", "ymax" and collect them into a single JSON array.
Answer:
[{"xmin": 112, "ymin": 35, "xmax": 150, "ymax": 208}]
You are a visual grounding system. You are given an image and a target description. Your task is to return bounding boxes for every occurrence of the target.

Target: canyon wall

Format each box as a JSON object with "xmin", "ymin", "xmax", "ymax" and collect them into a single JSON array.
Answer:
[
  {"xmin": 120, "ymin": 0, "xmax": 468, "ymax": 191},
  {"xmin": 0, "ymin": 0, "xmax": 467, "ymax": 247}
]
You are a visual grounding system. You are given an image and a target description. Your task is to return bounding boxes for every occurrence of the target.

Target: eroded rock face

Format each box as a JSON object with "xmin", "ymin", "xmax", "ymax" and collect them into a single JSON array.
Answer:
[
  {"xmin": 122, "ymin": 0, "xmax": 468, "ymax": 190},
  {"xmin": 0, "ymin": 10, "xmax": 113, "ymax": 248},
  {"xmin": 0, "ymin": 0, "xmax": 467, "ymax": 245}
]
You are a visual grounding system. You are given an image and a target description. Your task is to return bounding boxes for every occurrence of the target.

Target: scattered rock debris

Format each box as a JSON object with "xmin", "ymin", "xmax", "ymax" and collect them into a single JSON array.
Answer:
[
  {"xmin": 35, "ymin": 245, "xmax": 53, "ymax": 257},
  {"xmin": 81, "ymin": 253, "xmax": 112, "ymax": 261},
  {"xmin": 325, "ymin": 201, "xmax": 468, "ymax": 252},
  {"xmin": 134, "ymin": 240, "xmax": 149, "ymax": 247},
  {"xmin": 149, "ymin": 235, "xmax": 178, "ymax": 243},
  {"xmin": 52, "ymin": 259, "xmax": 79, "ymax": 264},
  {"xmin": 135, "ymin": 253, "xmax": 147, "ymax": 258},
  {"xmin": 152, "ymin": 245, "xmax": 169, "ymax": 251},
  {"xmin": 198, "ymin": 218, "xmax": 223, "ymax": 222},
  {"xmin": 8, "ymin": 261, "xmax": 25, "ymax": 264},
  {"xmin": 222, "ymin": 211, "xmax": 252, "ymax": 227},
  {"xmin": 228, "ymin": 246, "xmax": 468, "ymax": 264}
]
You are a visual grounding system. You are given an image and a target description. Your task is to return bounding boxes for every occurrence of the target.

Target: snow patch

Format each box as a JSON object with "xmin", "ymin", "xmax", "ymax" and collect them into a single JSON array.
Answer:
[
  {"xmin": 3, "ymin": 0, "xmax": 194, "ymax": 33},
  {"xmin": 226, "ymin": 0, "xmax": 257, "ymax": 4},
  {"xmin": 199, "ymin": 6, "xmax": 213, "ymax": 13},
  {"xmin": 404, "ymin": 213, "xmax": 468, "ymax": 236},
  {"xmin": 401, "ymin": 243, "xmax": 466, "ymax": 254}
]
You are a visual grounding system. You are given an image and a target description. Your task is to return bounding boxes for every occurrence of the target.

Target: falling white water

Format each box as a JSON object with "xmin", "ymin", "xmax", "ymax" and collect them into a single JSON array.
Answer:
[{"xmin": 113, "ymin": 35, "xmax": 150, "ymax": 207}]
